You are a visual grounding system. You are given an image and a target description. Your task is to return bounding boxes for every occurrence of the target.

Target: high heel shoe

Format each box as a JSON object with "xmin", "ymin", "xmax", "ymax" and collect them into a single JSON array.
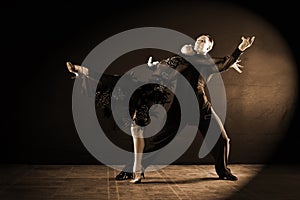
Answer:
[
  {"xmin": 141, "ymin": 172, "xmax": 145, "ymax": 179},
  {"xmin": 66, "ymin": 61, "xmax": 79, "ymax": 78},
  {"xmin": 130, "ymin": 172, "xmax": 145, "ymax": 184}
]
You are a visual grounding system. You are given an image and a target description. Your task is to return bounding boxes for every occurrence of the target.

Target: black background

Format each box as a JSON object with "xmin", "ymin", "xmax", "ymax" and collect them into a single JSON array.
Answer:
[{"xmin": 1, "ymin": 0, "xmax": 299, "ymax": 165}]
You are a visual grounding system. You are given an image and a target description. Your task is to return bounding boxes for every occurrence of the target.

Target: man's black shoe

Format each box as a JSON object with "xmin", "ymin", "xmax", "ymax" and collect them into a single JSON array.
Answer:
[
  {"xmin": 115, "ymin": 171, "xmax": 134, "ymax": 180},
  {"xmin": 218, "ymin": 172, "xmax": 238, "ymax": 181}
]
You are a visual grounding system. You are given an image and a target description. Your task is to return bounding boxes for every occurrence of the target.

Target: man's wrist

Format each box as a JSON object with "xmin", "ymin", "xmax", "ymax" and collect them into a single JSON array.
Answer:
[{"xmin": 233, "ymin": 47, "xmax": 243, "ymax": 58}]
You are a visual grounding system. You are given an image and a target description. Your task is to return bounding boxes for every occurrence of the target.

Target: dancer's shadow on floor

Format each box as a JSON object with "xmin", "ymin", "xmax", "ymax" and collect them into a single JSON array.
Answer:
[{"xmin": 141, "ymin": 177, "xmax": 221, "ymax": 184}]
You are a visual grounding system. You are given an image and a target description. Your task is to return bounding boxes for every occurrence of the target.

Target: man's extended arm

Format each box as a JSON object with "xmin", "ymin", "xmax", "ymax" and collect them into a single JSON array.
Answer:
[{"xmin": 214, "ymin": 36, "xmax": 255, "ymax": 73}]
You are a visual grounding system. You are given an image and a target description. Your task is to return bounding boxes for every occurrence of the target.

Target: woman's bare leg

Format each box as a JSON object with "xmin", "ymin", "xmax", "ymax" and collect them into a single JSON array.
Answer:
[{"xmin": 130, "ymin": 122, "xmax": 145, "ymax": 183}]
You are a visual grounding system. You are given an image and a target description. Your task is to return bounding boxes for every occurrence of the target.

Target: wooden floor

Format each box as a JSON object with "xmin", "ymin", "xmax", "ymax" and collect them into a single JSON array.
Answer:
[{"xmin": 0, "ymin": 164, "xmax": 299, "ymax": 200}]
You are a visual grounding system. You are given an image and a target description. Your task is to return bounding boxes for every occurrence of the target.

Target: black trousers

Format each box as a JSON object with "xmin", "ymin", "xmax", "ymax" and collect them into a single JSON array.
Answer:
[{"xmin": 198, "ymin": 112, "xmax": 231, "ymax": 175}]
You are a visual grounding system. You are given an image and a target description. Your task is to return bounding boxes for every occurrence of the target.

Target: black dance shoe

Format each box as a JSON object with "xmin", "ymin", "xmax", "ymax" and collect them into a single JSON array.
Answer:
[
  {"xmin": 218, "ymin": 172, "xmax": 238, "ymax": 181},
  {"xmin": 115, "ymin": 171, "xmax": 134, "ymax": 180}
]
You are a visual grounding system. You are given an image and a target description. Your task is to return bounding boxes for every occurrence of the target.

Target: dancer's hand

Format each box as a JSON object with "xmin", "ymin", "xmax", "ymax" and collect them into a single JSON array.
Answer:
[
  {"xmin": 230, "ymin": 59, "xmax": 244, "ymax": 73},
  {"xmin": 147, "ymin": 56, "xmax": 159, "ymax": 67},
  {"xmin": 238, "ymin": 36, "xmax": 255, "ymax": 51}
]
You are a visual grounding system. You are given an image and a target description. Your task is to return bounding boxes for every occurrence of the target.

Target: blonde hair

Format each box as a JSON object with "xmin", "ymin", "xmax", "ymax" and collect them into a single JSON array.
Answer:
[{"xmin": 180, "ymin": 44, "xmax": 195, "ymax": 56}]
